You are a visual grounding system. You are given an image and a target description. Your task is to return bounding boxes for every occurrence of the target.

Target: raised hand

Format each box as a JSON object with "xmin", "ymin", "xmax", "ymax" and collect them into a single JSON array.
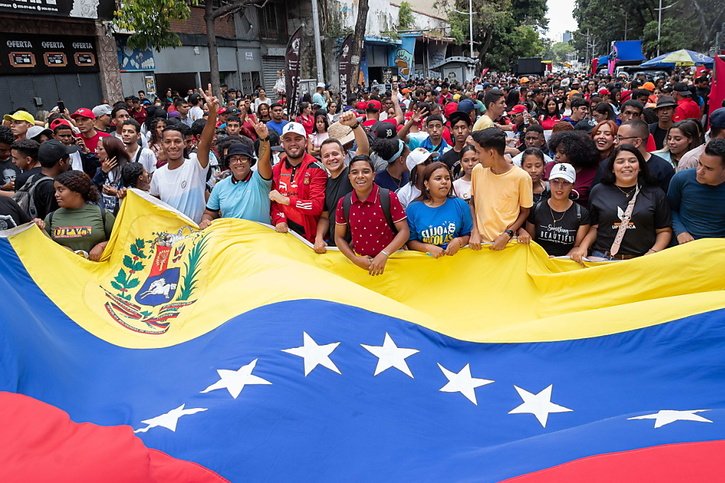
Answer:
[{"xmin": 253, "ymin": 121, "xmax": 269, "ymax": 139}]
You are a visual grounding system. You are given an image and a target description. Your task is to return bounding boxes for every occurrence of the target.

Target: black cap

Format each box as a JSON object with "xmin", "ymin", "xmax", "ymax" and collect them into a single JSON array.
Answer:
[
  {"xmin": 373, "ymin": 121, "xmax": 398, "ymax": 139},
  {"xmin": 224, "ymin": 142, "xmax": 255, "ymax": 162},
  {"xmin": 673, "ymin": 82, "xmax": 692, "ymax": 96},
  {"xmin": 655, "ymin": 96, "xmax": 677, "ymax": 109},
  {"xmin": 38, "ymin": 139, "xmax": 77, "ymax": 164}
]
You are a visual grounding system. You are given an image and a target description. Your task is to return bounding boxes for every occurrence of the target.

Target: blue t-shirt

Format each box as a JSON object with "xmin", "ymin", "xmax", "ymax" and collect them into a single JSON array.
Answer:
[
  {"xmin": 667, "ymin": 169, "xmax": 725, "ymax": 240},
  {"xmin": 406, "ymin": 197, "xmax": 473, "ymax": 248},
  {"xmin": 267, "ymin": 120, "xmax": 289, "ymax": 136},
  {"xmin": 375, "ymin": 169, "xmax": 409, "ymax": 192},
  {"xmin": 206, "ymin": 170, "xmax": 272, "ymax": 224}
]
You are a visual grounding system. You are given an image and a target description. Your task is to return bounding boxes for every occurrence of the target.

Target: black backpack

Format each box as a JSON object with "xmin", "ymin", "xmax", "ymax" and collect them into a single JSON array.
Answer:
[
  {"xmin": 13, "ymin": 174, "xmax": 53, "ymax": 218},
  {"xmin": 341, "ymin": 187, "xmax": 397, "ymax": 234}
]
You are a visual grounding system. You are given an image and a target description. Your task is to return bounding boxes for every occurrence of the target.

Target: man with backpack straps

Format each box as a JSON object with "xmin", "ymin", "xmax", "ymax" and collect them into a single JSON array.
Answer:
[
  {"xmin": 334, "ymin": 154, "xmax": 409, "ymax": 276},
  {"xmin": 14, "ymin": 140, "xmax": 72, "ymax": 220}
]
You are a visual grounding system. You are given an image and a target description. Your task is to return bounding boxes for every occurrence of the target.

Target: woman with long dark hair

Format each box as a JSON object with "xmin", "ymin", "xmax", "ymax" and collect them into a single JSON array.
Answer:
[
  {"xmin": 43, "ymin": 170, "xmax": 115, "ymax": 260},
  {"xmin": 591, "ymin": 120, "xmax": 618, "ymax": 161},
  {"xmin": 573, "ymin": 144, "xmax": 672, "ymax": 260},
  {"xmin": 147, "ymin": 117, "xmax": 167, "ymax": 167},
  {"xmin": 256, "ymin": 102, "xmax": 271, "ymax": 123},
  {"xmin": 296, "ymin": 101, "xmax": 315, "ymax": 135},
  {"xmin": 406, "ymin": 162, "xmax": 472, "ymax": 258},
  {"xmin": 93, "ymin": 135, "xmax": 132, "ymax": 214},
  {"xmin": 547, "ymin": 131, "xmax": 600, "ymax": 205},
  {"xmin": 539, "ymin": 96, "xmax": 562, "ymax": 130},
  {"xmin": 657, "ymin": 120, "xmax": 702, "ymax": 168}
]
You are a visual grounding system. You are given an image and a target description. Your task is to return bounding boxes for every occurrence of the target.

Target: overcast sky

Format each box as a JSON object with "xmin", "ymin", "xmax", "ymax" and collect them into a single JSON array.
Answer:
[{"xmin": 546, "ymin": 0, "xmax": 578, "ymax": 42}]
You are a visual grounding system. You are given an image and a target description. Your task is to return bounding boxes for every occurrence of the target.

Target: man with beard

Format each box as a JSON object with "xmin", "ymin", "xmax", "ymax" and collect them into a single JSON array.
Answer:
[{"xmin": 269, "ymin": 122, "xmax": 327, "ymax": 242}]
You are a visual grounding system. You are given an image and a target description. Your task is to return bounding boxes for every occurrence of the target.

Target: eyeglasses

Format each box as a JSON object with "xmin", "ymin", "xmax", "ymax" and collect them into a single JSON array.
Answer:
[
  {"xmin": 615, "ymin": 135, "xmax": 638, "ymax": 142},
  {"xmin": 227, "ymin": 156, "xmax": 250, "ymax": 164}
]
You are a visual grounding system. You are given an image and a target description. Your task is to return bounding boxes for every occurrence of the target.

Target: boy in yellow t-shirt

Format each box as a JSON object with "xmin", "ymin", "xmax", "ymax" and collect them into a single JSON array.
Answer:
[{"xmin": 469, "ymin": 128, "xmax": 533, "ymax": 250}]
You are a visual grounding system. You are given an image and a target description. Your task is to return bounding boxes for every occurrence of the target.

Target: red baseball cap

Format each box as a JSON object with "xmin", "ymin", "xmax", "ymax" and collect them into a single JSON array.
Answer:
[
  {"xmin": 598, "ymin": 88, "xmax": 610, "ymax": 96},
  {"xmin": 70, "ymin": 108, "xmax": 95, "ymax": 120},
  {"xmin": 366, "ymin": 100, "xmax": 382, "ymax": 112},
  {"xmin": 509, "ymin": 104, "xmax": 527, "ymax": 115},
  {"xmin": 50, "ymin": 119, "xmax": 73, "ymax": 131},
  {"xmin": 355, "ymin": 101, "xmax": 367, "ymax": 111}
]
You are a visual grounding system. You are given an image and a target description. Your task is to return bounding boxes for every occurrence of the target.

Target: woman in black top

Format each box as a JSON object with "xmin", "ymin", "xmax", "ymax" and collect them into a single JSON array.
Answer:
[{"xmin": 575, "ymin": 145, "xmax": 672, "ymax": 260}]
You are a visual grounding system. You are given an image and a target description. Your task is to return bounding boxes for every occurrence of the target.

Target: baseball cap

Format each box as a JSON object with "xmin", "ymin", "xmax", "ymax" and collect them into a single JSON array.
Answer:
[
  {"xmin": 224, "ymin": 142, "xmax": 255, "ymax": 162},
  {"xmin": 355, "ymin": 101, "xmax": 367, "ymax": 112},
  {"xmin": 510, "ymin": 104, "xmax": 527, "ymax": 115},
  {"xmin": 50, "ymin": 118, "xmax": 73, "ymax": 131},
  {"xmin": 598, "ymin": 88, "xmax": 610, "ymax": 96},
  {"xmin": 443, "ymin": 102, "xmax": 459, "ymax": 118},
  {"xmin": 70, "ymin": 108, "xmax": 95, "ymax": 120},
  {"xmin": 673, "ymin": 82, "xmax": 692, "ymax": 96},
  {"xmin": 709, "ymin": 107, "xmax": 725, "ymax": 129},
  {"xmin": 3, "ymin": 110, "xmax": 35, "ymax": 124},
  {"xmin": 560, "ymin": 78, "xmax": 571, "ymax": 87},
  {"xmin": 655, "ymin": 96, "xmax": 677, "ymax": 109},
  {"xmin": 406, "ymin": 147, "xmax": 436, "ymax": 172},
  {"xmin": 26, "ymin": 125, "xmax": 53, "ymax": 141},
  {"xmin": 38, "ymin": 139, "xmax": 77, "ymax": 164},
  {"xmin": 549, "ymin": 162, "xmax": 576, "ymax": 183},
  {"xmin": 642, "ymin": 82, "xmax": 656, "ymax": 92},
  {"xmin": 367, "ymin": 100, "xmax": 382, "ymax": 112},
  {"xmin": 328, "ymin": 122, "xmax": 355, "ymax": 145},
  {"xmin": 458, "ymin": 99, "xmax": 475, "ymax": 114},
  {"xmin": 280, "ymin": 122, "xmax": 306, "ymax": 139},
  {"xmin": 373, "ymin": 121, "xmax": 397, "ymax": 139},
  {"xmin": 520, "ymin": 77, "xmax": 530, "ymax": 84},
  {"xmin": 92, "ymin": 104, "xmax": 112, "ymax": 118},
  {"xmin": 316, "ymin": 82, "xmax": 326, "ymax": 89}
]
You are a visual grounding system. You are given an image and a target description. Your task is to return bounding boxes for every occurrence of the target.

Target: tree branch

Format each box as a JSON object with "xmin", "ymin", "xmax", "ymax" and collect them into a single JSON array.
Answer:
[{"xmin": 211, "ymin": 0, "xmax": 267, "ymax": 19}]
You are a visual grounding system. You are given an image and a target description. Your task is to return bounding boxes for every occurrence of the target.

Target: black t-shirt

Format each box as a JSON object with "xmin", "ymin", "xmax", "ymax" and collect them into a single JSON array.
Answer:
[
  {"xmin": 15, "ymin": 166, "xmax": 42, "ymax": 191},
  {"xmin": 528, "ymin": 200, "xmax": 590, "ymax": 256},
  {"xmin": 0, "ymin": 196, "xmax": 30, "ymax": 229},
  {"xmin": 324, "ymin": 167, "xmax": 353, "ymax": 244},
  {"xmin": 647, "ymin": 153, "xmax": 675, "ymax": 194},
  {"xmin": 589, "ymin": 184, "xmax": 671, "ymax": 257},
  {"xmin": 32, "ymin": 177, "xmax": 57, "ymax": 220},
  {"xmin": 648, "ymin": 123, "xmax": 668, "ymax": 150},
  {"xmin": 440, "ymin": 148, "xmax": 463, "ymax": 177},
  {"xmin": 0, "ymin": 159, "xmax": 20, "ymax": 190}
]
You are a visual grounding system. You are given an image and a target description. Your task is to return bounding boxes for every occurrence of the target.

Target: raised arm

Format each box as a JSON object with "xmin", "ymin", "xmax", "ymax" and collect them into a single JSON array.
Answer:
[
  {"xmin": 196, "ymin": 84, "xmax": 219, "ymax": 169},
  {"xmin": 253, "ymin": 121, "xmax": 273, "ymax": 180},
  {"xmin": 338, "ymin": 110, "xmax": 369, "ymax": 155}
]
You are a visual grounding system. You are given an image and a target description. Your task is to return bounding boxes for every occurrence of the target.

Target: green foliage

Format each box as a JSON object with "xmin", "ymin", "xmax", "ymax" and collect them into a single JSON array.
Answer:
[
  {"xmin": 398, "ymin": 1, "xmax": 415, "ymax": 31},
  {"xmin": 178, "ymin": 235, "xmax": 208, "ymax": 302},
  {"xmin": 115, "ymin": 0, "xmax": 193, "ymax": 51},
  {"xmin": 643, "ymin": 19, "xmax": 691, "ymax": 57},
  {"xmin": 550, "ymin": 41, "xmax": 575, "ymax": 63}
]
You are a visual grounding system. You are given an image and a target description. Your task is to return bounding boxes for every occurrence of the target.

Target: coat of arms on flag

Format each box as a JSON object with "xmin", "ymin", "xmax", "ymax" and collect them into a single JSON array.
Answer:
[{"xmin": 101, "ymin": 228, "xmax": 208, "ymax": 335}]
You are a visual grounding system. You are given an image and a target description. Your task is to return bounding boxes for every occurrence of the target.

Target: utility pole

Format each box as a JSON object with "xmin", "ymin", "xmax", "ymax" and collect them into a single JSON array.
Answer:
[
  {"xmin": 469, "ymin": 0, "xmax": 474, "ymax": 58},
  {"xmin": 310, "ymin": 0, "xmax": 325, "ymax": 83}
]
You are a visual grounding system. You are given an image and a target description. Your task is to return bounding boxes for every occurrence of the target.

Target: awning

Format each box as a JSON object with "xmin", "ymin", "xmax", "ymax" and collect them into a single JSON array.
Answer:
[
  {"xmin": 364, "ymin": 36, "xmax": 401, "ymax": 46},
  {"xmin": 612, "ymin": 41, "xmax": 646, "ymax": 62}
]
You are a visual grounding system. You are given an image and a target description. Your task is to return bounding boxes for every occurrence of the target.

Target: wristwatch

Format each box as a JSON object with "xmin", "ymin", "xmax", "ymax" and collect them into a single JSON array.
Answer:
[
  {"xmin": 351, "ymin": 122, "xmax": 360, "ymax": 130},
  {"xmin": 259, "ymin": 136, "xmax": 270, "ymax": 142},
  {"xmin": 504, "ymin": 229, "xmax": 514, "ymax": 239}
]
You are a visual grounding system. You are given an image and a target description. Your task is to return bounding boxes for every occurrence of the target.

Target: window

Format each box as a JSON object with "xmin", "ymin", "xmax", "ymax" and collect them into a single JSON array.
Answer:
[{"xmin": 259, "ymin": 1, "xmax": 287, "ymax": 41}]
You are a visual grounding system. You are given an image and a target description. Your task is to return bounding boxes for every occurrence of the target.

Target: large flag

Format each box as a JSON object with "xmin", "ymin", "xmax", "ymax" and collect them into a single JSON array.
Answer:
[{"xmin": 1, "ymin": 190, "xmax": 725, "ymax": 480}]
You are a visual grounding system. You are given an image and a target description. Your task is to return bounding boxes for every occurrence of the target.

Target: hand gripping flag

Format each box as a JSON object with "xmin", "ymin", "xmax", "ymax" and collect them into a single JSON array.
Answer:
[{"xmin": 1, "ymin": 189, "xmax": 724, "ymax": 481}]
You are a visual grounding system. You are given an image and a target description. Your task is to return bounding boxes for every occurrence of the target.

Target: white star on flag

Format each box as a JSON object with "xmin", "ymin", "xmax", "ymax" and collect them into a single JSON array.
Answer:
[
  {"xmin": 361, "ymin": 333, "xmax": 419, "ymax": 378},
  {"xmin": 134, "ymin": 403, "xmax": 207, "ymax": 433},
  {"xmin": 438, "ymin": 363, "xmax": 494, "ymax": 405},
  {"xmin": 200, "ymin": 358, "xmax": 272, "ymax": 399},
  {"xmin": 509, "ymin": 384, "xmax": 572, "ymax": 428},
  {"xmin": 283, "ymin": 332, "xmax": 342, "ymax": 376},
  {"xmin": 628, "ymin": 409, "xmax": 713, "ymax": 428}
]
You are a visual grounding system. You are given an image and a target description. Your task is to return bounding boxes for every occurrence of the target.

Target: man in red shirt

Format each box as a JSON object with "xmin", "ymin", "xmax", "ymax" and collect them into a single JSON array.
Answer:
[
  {"xmin": 672, "ymin": 83, "xmax": 701, "ymax": 122},
  {"xmin": 269, "ymin": 122, "xmax": 327, "ymax": 242},
  {"xmin": 70, "ymin": 108, "xmax": 109, "ymax": 155},
  {"xmin": 334, "ymin": 155, "xmax": 409, "ymax": 276}
]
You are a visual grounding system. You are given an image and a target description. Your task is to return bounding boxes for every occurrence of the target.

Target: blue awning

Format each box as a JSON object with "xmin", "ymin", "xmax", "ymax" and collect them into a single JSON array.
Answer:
[
  {"xmin": 364, "ymin": 36, "xmax": 402, "ymax": 46},
  {"xmin": 612, "ymin": 41, "xmax": 646, "ymax": 62}
]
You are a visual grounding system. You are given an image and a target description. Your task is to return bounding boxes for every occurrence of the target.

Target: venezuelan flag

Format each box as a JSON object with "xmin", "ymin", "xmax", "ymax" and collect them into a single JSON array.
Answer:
[{"xmin": 1, "ymin": 190, "xmax": 724, "ymax": 481}]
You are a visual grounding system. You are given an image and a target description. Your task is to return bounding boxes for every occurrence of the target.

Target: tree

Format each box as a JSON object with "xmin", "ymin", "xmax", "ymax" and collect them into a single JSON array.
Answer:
[
  {"xmin": 398, "ymin": 1, "xmax": 414, "ymax": 31},
  {"xmin": 115, "ymin": 0, "xmax": 267, "ymax": 96},
  {"xmin": 349, "ymin": 0, "xmax": 369, "ymax": 90},
  {"xmin": 550, "ymin": 41, "xmax": 575, "ymax": 63}
]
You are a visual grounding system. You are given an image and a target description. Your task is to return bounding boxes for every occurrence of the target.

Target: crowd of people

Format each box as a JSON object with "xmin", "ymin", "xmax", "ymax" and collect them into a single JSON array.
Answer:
[{"xmin": 1, "ymin": 68, "xmax": 723, "ymax": 271}]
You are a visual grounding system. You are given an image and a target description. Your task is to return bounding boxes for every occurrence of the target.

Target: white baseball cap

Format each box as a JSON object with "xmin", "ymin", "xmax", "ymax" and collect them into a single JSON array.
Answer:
[
  {"xmin": 406, "ymin": 147, "xmax": 436, "ymax": 172},
  {"xmin": 317, "ymin": 82, "xmax": 326, "ymax": 89},
  {"xmin": 548, "ymin": 162, "xmax": 576, "ymax": 183},
  {"xmin": 281, "ymin": 122, "xmax": 306, "ymax": 139}
]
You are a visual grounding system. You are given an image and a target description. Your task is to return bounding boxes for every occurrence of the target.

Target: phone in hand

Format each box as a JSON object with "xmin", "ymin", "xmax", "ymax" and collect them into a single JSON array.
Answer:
[{"xmin": 57, "ymin": 100, "xmax": 65, "ymax": 112}]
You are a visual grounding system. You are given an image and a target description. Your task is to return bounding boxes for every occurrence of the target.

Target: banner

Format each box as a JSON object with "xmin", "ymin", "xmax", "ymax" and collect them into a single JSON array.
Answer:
[
  {"xmin": 0, "ymin": 34, "xmax": 98, "ymax": 75},
  {"xmin": 710, "ymin": 55, "xmax": 725, "ymax": 125},
  {"xmin": 394, "ymin": 34, "xmax": 416, "ymax": 80},
  {"xmin": 1, "ymin": 191, "xmax": 725, "ymax": 480},
  {"xmin": 285, "ymin": 26, "xmax": 303, "ymax": 118},
  {"xmin": 0, "ymin": 0, "xmax": 115, "ymax": 20},
  {"xmin": 338, "ymin": 35, "xmax": 354, "ymax": 107}
]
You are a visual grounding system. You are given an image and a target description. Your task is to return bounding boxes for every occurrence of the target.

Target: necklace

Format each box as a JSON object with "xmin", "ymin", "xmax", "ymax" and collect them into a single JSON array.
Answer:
[
  {"xmin": 548, "ymin": 201, "xmax": 568, "ymax": 225},
  {"xmin": 615, "ymin": 185, "xmax": 637, "ymax": 198}
]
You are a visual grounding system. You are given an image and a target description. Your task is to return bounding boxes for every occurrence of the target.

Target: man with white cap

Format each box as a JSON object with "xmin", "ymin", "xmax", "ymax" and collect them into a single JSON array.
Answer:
[
  {"xmin": 525, "ymin": 162, "xmax": 591, "ymax": 259},
  {"xmin": 312, "ymin": 82, "xmax": 328, "ymax": 111},
  {"xmin": 269, "ymin": 122, "xmax": 328, "ymax": 242},
  {"xmin": 396, "ymin": 147, "xmax": 437, "ymax": 209}
]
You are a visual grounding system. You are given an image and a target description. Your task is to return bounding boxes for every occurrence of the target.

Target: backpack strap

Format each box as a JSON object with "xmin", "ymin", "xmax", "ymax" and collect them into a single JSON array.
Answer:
[
  {"xmin": 134, "ymin": 147, "xmax": 143, "ymax": 164},
  {"xmin": 342, "ymin": 192, "xmax": 353, "ymax": 225},
  {"xmin": 378, "ymin": 188, "xmax": 397, "ymax": 233}
]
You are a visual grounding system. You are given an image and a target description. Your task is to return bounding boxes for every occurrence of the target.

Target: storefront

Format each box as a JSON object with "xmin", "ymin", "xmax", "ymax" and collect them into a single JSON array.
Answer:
[{"xmin": 362, "ymin": 36, "xmax": 402, "ymax": 86}]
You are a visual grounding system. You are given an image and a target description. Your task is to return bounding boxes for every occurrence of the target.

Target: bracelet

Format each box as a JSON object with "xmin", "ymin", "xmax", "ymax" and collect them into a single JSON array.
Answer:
[
  {"xmin": 259, "ymin": 137, "xmax": 270, "ymax": 142},
  {"xmin": 649, "ymin": 248, "xmax": 659, "ymax": 252},
  {"xmin": 351, "ymin": 122, "xmax": 360, "ymax": 130},
  {"xmin": 380, "ymin": 249, "xmax": 390, "ymax": 257}
]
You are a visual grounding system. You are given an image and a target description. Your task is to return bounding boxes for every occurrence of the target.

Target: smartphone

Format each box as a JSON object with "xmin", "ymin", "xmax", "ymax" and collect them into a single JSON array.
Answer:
[{"xmin": 57, "ymin": 100, "xmax": 65, "ymax": 112}]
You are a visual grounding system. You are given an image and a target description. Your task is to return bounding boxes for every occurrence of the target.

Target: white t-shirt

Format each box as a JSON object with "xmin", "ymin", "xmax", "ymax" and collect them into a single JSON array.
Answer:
[
  {"xmin": 128, "ymin": 146, "xmax": 157, "ymax": 174},
  {"xmin": 395, "ymin": 183, "xmax": 421, "ymax": 209},
  {"xmin": 149, "ymin": 154, "xmax": 209, "ymax": 223},
  {"xmin": 189, "ymin": 105, "xmax": 205, "ymax": 122},
  {"xmin": 453, "ymin": 178, "xmax": 472, "ymax": 201}
]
